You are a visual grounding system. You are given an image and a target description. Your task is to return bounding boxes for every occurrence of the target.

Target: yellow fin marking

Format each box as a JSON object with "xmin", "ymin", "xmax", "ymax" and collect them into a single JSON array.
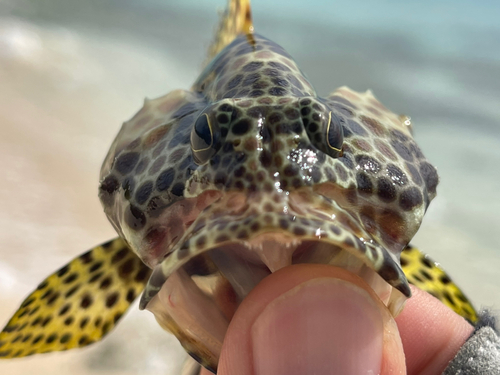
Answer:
[
  {"xmin": 205, "ymin": 0, "xmax": 253, "ymax": 66},
  {"xmin": 0, "ymin": 238, "xmax": 151, "ymax": 359},
  {"xmin": 401, "ymin": 245, "xmax": 478, "ymax": 324}
]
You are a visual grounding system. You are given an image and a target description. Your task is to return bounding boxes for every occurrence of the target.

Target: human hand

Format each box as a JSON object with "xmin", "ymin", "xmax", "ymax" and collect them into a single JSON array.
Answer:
[{"xmin": 200, "ymin": 264, "xmax": 473, "ymax": 375}]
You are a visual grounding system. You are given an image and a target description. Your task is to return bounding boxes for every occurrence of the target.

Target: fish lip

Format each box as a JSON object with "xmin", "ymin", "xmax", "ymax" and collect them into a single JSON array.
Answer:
[{"xmin": 139, "ymin": 213, "xmax": 410, "ymax": 311}]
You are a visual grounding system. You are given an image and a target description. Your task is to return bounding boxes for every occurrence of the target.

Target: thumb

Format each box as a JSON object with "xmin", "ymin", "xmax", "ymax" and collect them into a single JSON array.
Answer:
[{"xmin": 214, "ymin": 264, "xmax": 406, "ymax": 375}]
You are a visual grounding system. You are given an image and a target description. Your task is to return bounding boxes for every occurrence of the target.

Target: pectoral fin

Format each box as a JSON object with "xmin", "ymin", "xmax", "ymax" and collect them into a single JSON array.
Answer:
[
  {"xmin": 0, "ymin": 237, "xmax": 151, "ymax": 358},
  {"xmin": 401, "ymin": 244, "xmax": 477, "ymax": 324}
]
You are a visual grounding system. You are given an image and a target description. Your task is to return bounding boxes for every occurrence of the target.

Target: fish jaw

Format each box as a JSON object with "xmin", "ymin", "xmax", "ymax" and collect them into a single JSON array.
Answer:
[
  {"xmin": 140, "ymin": 188, "xmax": 410, "ymax": 310},
  {"xmin": 139, "ymin": 187, "xmax": 410, "ymax": 369}
]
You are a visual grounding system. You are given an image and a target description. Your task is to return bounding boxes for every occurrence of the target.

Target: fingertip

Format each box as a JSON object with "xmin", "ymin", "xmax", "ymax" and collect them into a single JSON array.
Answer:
[
  {"xmin": 395, "ymin": 285, "xmax": 474, "ymax": 374},
  {"xmin": 250, "ymin": 278, "xmax": 384, "ymax": 375},
  {"xmin": 217, "ymin": 264, "xmax": 406, "ymax": 375}
]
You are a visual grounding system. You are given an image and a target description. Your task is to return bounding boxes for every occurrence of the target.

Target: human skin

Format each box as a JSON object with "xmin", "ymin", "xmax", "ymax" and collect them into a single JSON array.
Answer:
[{"xmin": 200, "ymin": 264, "xmax": 474, "ymax": 375}]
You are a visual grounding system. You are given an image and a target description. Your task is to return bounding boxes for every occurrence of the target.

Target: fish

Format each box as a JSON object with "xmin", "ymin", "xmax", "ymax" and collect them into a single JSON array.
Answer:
[{"xmin": 0, "ymin": 0, "xmax": 477, "ymax": 373}]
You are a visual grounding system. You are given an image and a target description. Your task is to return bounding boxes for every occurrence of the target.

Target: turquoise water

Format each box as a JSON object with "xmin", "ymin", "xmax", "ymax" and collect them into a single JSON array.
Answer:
[{"xmin": 0, "ymin": 1, "xmax": 499, "ymax": 374}]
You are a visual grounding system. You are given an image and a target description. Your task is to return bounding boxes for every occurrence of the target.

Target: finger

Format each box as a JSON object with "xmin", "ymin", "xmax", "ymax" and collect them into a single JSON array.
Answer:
[
  {"xmin": 395, "ymin": 285, "xmax": 474, "ymax": 375},
  {"xmin": 217, "ymin": 264, "xmax": 405, "ymax": 375}
]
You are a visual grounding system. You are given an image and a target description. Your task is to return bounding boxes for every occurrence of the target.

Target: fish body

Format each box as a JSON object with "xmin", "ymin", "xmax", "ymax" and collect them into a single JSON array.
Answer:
[{"xmin": 0, "ymin": 0, "xmax": 477, "ymax": 373}]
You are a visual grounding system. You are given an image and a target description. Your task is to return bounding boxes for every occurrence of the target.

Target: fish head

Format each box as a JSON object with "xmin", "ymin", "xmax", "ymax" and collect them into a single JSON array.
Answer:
[{"xmin": 98, "ymin": 33, "xmax": 439, "ymax": 370}]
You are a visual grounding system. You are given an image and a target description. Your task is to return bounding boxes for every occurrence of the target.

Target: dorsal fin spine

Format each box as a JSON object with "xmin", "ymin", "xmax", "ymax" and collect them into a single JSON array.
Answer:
[{"xmin": 204, "ymin": 0, "xmax": 254, "ymax": 68}]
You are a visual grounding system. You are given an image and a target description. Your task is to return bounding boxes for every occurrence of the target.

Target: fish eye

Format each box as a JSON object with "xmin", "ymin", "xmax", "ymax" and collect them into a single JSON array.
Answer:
[
  {"xmin": 300, "ymin": 100, "xmax": 344, "ymax": 158},
  {"xmin": 191, "ymin": 112, "xmax": 221, "ymax": 165},
  {"xmin": 326, "ymin": 111, "xmax": 343, "ymax": 157}
]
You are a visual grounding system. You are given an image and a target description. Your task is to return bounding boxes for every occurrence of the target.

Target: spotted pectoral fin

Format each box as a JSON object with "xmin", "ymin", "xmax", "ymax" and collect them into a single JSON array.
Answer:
[
  {"xmin": 205, "ymin": 0, "xmax": 253, "ymax": 66},
  {"xmin": 0, "ymin": 237, "xmax": 151, "ymax": 359},
  {"xmin": 401, "ymin": 245, "xmax": 478, "ymax": 324}
]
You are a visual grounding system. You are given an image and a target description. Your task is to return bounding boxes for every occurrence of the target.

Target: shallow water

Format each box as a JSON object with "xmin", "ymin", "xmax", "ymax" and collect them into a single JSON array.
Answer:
[{"xmin": 0, "ymin": 0, "xmax": 499, "ymax": 373}]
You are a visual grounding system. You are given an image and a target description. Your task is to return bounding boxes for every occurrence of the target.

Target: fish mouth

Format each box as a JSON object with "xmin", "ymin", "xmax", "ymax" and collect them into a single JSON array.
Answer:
[
  {"xmin": 140, "ymin": 215, "xmax": 409, "ymax": 313},
  {"xmin": 140, "ymin": 189, "xmax": 410, "ymax": 307},
  {"xmin": 138, "ymin": 194, "xmax": 411, "ymax": 368}
]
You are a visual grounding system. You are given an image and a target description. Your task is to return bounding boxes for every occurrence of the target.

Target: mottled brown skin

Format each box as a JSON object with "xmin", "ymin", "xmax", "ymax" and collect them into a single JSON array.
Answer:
[{"xmin": 98, "ymin": 33, "xmax": 438, "ymax": 370}]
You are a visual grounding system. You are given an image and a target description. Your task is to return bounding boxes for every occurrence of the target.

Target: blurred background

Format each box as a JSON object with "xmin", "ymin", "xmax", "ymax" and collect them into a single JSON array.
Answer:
[{"xmin": 0, "ymin": 0, "xmax": 499, "ymax": 374}]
